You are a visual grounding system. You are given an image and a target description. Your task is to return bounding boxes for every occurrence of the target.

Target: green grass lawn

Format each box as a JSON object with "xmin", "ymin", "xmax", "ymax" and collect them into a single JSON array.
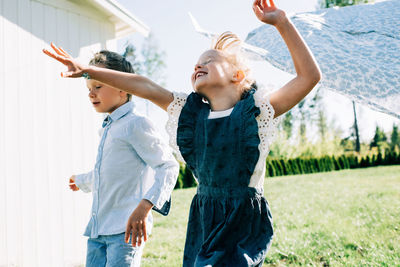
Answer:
[{"xmin": 142, "ymin": 166, "xmax": 400, "ymax": 266}]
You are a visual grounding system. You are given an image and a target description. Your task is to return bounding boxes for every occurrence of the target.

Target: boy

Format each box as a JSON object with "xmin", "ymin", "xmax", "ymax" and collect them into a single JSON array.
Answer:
[{"xmin": 67, "ymin": 49, "xmax": 179, "ymax": 267}]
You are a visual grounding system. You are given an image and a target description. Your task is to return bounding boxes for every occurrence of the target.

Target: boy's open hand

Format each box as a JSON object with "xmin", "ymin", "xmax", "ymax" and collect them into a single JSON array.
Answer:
[
  {"xmin": 125, "ymin": 199, "xmax": 153, "ymax": 247},
  {"xmin": 69, "ymin": 175, "xmax": 79, "ymax": 191},
  {"xmin": 252, "ymin": 0, "xmax": 287, "ymax": 26},
  {"xmin": 43, "ymin": 43, "xmax": 87, "ymax": 78}
]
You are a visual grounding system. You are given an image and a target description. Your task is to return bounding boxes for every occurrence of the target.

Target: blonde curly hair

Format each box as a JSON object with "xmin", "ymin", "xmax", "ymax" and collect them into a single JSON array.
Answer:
[{"xmin": 212, "ymin": 32, "xmax": 255, "ymax": 93}]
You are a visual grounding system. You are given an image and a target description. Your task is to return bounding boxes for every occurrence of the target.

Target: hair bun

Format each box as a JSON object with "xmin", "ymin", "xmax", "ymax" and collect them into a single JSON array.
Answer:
[{"xmin": 213, "ymin": 31, "xmax": 242, "ymax": 53}]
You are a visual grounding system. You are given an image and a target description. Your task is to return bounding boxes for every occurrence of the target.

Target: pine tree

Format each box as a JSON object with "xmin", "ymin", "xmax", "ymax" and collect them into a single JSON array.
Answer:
[
  {"xmin": 273, "ymin": 160, "xmax": 283, "ymax": 177},
  {"xmin": 390, "ymin": 124, "xmax": 400, "ymax": 151},
  {"xmin": 370, "ymin": 126, "xmax": 388, "ymax": 152},
  {"xmin": 267, "ymin": 161, "xmax": 277, "ymax": 177},
  {"xmin": 296, "ymin": 158, "xmax": 305, "ymax": 174},
  {"xmin": 282, "ymin": 111, "xmax": 293, "ymax": 139}
]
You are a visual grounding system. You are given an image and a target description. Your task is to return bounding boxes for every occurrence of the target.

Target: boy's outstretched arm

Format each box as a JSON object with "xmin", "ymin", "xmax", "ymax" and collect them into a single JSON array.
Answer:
[
  {"xmin": 253, "ymin": 0, "xmax": 321, "ymax": 117},
  {"xmin": 43, "ymin": 43, "xmax": 174, "ymax": 111}
]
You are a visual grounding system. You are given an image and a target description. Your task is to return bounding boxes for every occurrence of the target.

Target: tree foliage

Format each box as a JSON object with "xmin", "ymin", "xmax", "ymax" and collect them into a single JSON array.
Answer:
[
  {"xmin": 319, "ymin": 0, "xmax": 373, "ymax": 8},
  {"xmin": 123, "ymin": 33, "xmax": 166, "ymax": 86},
  {"xmin": 370, "ymin": 125, "xmax": 388, "ymax": 151},
  {"xmin": 390, "ymin": 124, "xmax": 400, "ymax": 151}
]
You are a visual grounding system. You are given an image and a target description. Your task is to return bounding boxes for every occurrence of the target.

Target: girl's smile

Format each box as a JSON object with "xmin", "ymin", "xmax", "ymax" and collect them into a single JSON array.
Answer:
[{"xmin": 194, "ymin": 71, "xmax": 208, "ymax": 81}]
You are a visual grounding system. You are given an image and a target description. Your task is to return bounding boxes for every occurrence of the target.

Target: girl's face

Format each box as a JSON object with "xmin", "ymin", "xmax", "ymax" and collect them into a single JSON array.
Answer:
[
  {"xmin": 86, "ymin": 79, "xmax": 127, "ymax": 114},
  {"xmin": 191, "ymin": 49, "xmax": 236, "ymax": 95}
]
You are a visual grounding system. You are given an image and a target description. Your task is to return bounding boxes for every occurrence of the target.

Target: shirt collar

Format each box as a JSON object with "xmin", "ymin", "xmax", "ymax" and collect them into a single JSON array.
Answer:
[{"xmin": 108, "ymin": 101, "xmax": 134, "ymax": 122}]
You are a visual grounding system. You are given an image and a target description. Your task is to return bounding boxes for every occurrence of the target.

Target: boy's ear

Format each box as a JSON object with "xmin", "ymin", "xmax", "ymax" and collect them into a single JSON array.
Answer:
[{"xmin": 233, "ymin": 70, "xmax": 245, "ymax": 83}]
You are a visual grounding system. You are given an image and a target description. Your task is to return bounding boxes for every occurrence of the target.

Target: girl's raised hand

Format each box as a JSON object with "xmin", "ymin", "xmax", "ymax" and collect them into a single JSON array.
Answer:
[
  {"xmin": 43, "ymin": 43, "xmax": 87, "ymax": 78},
  {"xmin": 252, "ymin": 0, "xmax": 287, "ymax": 26}
]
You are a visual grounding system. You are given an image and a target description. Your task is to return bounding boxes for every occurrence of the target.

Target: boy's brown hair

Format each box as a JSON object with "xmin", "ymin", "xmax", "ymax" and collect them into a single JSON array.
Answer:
[{"xmin": 89, "ymin": 50, "xmax": 134, "ymax": 101}]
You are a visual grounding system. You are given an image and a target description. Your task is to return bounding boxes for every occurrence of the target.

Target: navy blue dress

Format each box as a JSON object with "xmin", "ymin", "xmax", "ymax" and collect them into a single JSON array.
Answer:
[{"xmin": 176, "ymin": 90, "xmax": 274, "ymax": 267}]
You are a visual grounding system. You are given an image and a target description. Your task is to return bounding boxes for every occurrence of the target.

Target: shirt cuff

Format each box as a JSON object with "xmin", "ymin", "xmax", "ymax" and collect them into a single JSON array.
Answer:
[
  {"xmin": 144, "ymin": 166, "xmax": 179, "ymax": 209},
  {"xmin": 74, "ymin": 173, "xmax": 92, "ymax": 193}
]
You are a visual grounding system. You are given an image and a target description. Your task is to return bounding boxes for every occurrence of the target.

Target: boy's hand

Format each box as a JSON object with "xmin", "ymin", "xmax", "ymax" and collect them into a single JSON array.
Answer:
[
  {"xmin": 125, "ymin": 199, "xmax": 153, "ymax": 247},
  {"xmin": 253, "ymin": 0, "xmax": 287, "ymax": 26},
  {"xmin": 43, "ymin": 43, "xmax": 88, "ymax": 78},
  {"xmin": 69, "ymin": 175, "xmax": 79, "ymax": 191}
]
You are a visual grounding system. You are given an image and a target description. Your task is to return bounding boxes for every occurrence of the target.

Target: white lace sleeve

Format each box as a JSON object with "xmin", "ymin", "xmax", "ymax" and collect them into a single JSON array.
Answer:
[
  {"xmin": 253, "ymin": 86, "xmax": 280, "ymax": 158},
  {"xmin": 165, "ymin": 92, "xmax": 188, "ymax": 163}
]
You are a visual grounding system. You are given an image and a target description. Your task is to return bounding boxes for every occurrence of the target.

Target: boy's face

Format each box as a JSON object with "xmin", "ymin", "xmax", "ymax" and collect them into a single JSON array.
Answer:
[{"xmin": 86, "ymin": 79, "xmax": 127, "ymax": 114}]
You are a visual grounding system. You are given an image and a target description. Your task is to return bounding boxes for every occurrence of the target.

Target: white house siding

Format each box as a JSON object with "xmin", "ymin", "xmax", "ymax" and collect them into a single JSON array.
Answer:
[{"xmin": 0, "ymin": 0, "xmax": 128, "ymax": 266}]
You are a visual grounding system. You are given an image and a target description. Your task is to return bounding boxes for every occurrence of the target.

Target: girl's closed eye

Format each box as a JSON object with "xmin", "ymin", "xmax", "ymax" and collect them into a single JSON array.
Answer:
[{"xmin": 197, "ymin": 59, "xmax": 212, "ymax": 67}]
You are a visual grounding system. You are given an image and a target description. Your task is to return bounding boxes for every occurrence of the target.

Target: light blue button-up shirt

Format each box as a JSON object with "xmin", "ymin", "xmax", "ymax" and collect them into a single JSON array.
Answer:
[{"xmin": 75, "ymin": 102, "xmax": 179, "ymax": 238}]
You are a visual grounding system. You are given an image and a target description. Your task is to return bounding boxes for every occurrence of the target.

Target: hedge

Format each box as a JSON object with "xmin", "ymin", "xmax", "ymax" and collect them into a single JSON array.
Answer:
[
  {"xmin": 174, "ymin": 150, "xmax": 400, "ymax": 188},
  {"xmin": 265, "ymin": 150, "xmax": 400, "ymax": 178}
]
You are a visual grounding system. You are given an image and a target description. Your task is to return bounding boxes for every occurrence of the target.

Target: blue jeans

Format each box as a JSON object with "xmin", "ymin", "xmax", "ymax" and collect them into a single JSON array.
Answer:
[{"xmin": 86, "ymin": 233, "xmax": 144, "ymax": 267}]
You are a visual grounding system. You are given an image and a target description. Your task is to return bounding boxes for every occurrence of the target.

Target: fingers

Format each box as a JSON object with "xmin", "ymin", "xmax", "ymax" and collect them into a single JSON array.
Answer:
[
  {"xmin": 61, "ymin": 71, "xmax": 73, "ymax": 78},
  {"xmin": 137, "ymin": 227, "xmax": 143, "ymax": 247},
  {"xmin": 137, "ymin": 220, "xmax": 147, "ymax": 246},
  {"xmin": 142, "ymin": 221, "xmax": 147, "ymax": 242},
  {"xmin": 69, "ymin": 184, "xmax": 79, "ymax": 191},
  {"xmin": 133, "ymin": 220, "xmax": 144, "ymax": 247},
  {"xmin": 131, "ymin": 226, "xmax": 138, "ymax": 247},
  {"xmin": 253, "ymin": 0, "xmax": 274, "ymax": 10},
  {"xmin": 51, "ymin": 42, "xmax": 66, "ymax": 57},
  {"xmin": 125, "ymin": 220, "xmax": 146, "ymax": 247},
  {"xmin": 69, "ymin": 182, "xmax": 79, "ymax": 191},
  {"xmin": 43, "ymin": 48, "xmax": 67, "ymax": 64},
  {"xmin": 52, "ymin": 43, "xmax": 72, "ymax": 58},
  {"xmin": 125, "ymin": 224, "xmax": 132, "ymax": 243},
  {"xmin": 126, "ymin": 222, "xmax": 139, "ymax": 247},
  {"xmin": 44, "ymin": 43, "xmax": 72, "ymax": 63},
  {"xmin": 252, "ymin": 1, "xmax": 263, "ymax": 17},
  {"xmin": 69, "ymin": 176, "xmax": 78, "ymax": 191},
  {"xmin": 58, "ymin": 46, "xmax": 72, "ymax": 58},
  {"xmin": 253, "ymin": 0, "xmax": 261, "ymax": 9},
  {"xmin": 261, "ymin": 0, "xmax": 267, "ymax": 8},
  {"xmin": 269, "ymin": 0, "xmax": 276, "ymax": 7}
]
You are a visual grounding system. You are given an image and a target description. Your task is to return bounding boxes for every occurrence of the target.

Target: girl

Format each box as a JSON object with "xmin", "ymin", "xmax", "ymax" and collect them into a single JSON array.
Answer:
[{"xmin": 43, "ymin": 0, "xmax": 321, "ymax": 266}]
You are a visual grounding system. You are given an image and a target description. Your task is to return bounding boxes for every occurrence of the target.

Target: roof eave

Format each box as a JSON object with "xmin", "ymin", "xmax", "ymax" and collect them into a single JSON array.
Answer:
[{"xmin": 89, "ymin": 0, "xmax": 150, "ymax": 38}]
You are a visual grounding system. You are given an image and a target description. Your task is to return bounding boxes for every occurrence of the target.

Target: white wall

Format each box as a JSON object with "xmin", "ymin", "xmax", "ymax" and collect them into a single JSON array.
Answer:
[{"xmin": 0, "ymin": 0, "xmax": 119, "ymax": 266}]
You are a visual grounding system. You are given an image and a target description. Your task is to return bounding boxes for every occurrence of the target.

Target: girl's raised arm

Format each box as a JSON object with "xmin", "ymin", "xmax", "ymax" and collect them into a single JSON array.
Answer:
[
  {"xmin": 43, "ymin": 43, "xmax": 174, "ymax": 111},
  {"xmin": 252, "ymin": 0, "xmax": 321, "ymax": 117}
]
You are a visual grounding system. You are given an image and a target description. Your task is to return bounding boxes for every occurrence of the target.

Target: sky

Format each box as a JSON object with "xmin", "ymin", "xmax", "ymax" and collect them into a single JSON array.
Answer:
[{"xmin": 115, "ymin": 0, "xmax": 399, "ymax": 142}]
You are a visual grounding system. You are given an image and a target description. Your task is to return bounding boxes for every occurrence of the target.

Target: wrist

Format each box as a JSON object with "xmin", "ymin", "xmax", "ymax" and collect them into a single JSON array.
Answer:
[
  {"xmin": 139, "ymin": 199, "xmax": 154, "ymax": 212},
  {"xmin": 82, "ymin": 65, "xmax": 95, "ymax": 79},
  {"xmin": 274, "ymin": 18, "xmax": 293, "ymax": 34},
  {"xmin": 274, "ymin": 16, "xmax": 291, "ymax": 30}
]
